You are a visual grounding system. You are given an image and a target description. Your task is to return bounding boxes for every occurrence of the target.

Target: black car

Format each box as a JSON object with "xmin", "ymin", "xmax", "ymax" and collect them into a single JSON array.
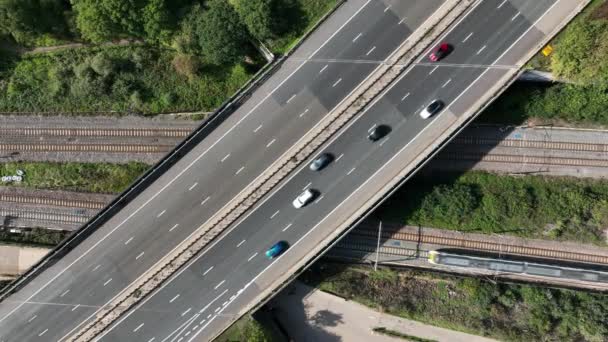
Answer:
[
  {"xmin": 309, "ymin": 153, "xmax": 333, "ymax": 171},
  {"xmin": 367, "ymin": 124, "xmax": 391, "ymax": 141}
]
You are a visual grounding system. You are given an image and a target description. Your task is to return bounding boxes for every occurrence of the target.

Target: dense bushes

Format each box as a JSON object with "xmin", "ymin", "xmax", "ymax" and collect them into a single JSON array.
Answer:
[
  {"xmin": 550, "ymin": 0, "xmax": 608, "ymax": 84},
  {"xmin": 0, "ymin": 0, "xmax": 73, "ymax": 45},
  {"xmin": 0, "ymin": 45, "xmax": 255, "ymax": 113},
  {"xmin": 378, "ymin": 172, "xmax": 608, "ymax": 244},
  {"xmin": 301, "ymin": 264, "xmax": 608, "ymax": 341},
  {"xmin": 481, "ymin": 0, "xmax": 608, "ymax": 126},
  {"xmin": 0, "ymin": 0, "xmax": 338, "ymax": 114}
]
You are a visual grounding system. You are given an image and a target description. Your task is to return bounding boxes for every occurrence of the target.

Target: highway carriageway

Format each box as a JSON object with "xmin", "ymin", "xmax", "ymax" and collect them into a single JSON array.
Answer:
[
  {"xmin": 0, "ymin": 0, "xmax": 450, "ymax": 340},
  {"xmin": 93, "ymin": 0, "xmax": 590, "ymax": 341}
]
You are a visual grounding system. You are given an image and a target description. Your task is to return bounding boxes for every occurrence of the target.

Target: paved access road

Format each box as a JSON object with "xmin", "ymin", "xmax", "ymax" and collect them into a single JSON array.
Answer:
[
  {"xmin": 0, "ymin": 1, "xmax": 446, "ymax": 341},
  {"xmin": 98, "ymin": 0, "xmax": 580, "ymax": 341}
]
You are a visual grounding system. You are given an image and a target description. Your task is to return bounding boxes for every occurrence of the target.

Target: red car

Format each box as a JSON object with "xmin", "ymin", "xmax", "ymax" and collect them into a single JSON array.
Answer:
[{"xmin": 429, "ymin": 43, "xmax": 451, "ymax": 62}]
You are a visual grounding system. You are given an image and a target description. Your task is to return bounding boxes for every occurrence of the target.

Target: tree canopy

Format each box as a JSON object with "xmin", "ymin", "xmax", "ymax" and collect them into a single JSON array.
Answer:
[
  {"xmin": 0, "ymin": 0, "xmax": 70, "ymax": 43},
  {"xmin": 196, "ymin": 0, "xmax": 250, "ymax": 65},
  {"xmin": 233, "ymin": 0, "xmax": 275, "ymax": 41}
]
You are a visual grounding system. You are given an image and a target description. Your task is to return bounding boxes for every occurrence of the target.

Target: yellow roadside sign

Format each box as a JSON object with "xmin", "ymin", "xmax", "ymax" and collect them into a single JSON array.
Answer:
[{"xmin": 541, "ymin": 44, "xmax": 553, "ymax": 56}]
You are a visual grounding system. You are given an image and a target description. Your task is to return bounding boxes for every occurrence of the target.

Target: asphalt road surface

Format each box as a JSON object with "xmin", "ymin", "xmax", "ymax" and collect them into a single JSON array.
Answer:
[
  {"xmin": 0, "ymin": 0, "xmax": 446, "ymax": 341},
  {"xmin": 96, "ymin": 0, "xmax": 573, "ymax": 341}
]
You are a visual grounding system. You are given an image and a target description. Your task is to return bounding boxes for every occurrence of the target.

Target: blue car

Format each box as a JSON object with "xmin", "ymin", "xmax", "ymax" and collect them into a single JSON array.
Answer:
[{"xmin": 266, "ymin": 241, "xmax": 289, "ymax": 259}]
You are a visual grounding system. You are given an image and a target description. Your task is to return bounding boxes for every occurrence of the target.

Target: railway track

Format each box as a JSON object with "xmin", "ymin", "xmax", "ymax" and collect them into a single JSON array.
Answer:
[
  {"xmin": 0, "ymin": 208, "xmax": 88, "ymax": 224},
  {"xmin": 0, "ymin": 193, "xmax": 107, "ymax": 210},
  {"xmin": 348, "ymin": 226, "xmax": 608, "ymax": 265},
  {"xmin": 0, "ymin": 127, "xmax": 192, "ymax": 138},
  {"xmin": 453, "ymin": 137, "xmax": 608, "ymax": 152},
  {"xmin": 0, "ymin": 143, "xmax": 175, "ymax": 153},
  {"xmin": 437, "ymin": 152, "xmax": 608, "ymax": 168}
]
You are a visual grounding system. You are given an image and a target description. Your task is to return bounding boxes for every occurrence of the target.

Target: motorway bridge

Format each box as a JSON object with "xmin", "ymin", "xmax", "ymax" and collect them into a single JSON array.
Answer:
[{"xmin": 0, "ymin": 0, "xmax": 588, "ymax": 341}]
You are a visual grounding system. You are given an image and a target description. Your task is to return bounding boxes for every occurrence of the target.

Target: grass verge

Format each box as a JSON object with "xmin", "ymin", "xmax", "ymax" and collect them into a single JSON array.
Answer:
[
  {"xmin": 376, "ymin": 171, "xmax": 608, "ymax": 245},
  {"xmin": 214, "ymin": 314, "xmax": 278, "ymax": 342},
  {"xmin": 0, "ymin": 229, "xmax": 68, "ymax": 248},
  {"xmin": 0, "ymin": 162, "xmax": 149, "ymax": 194},
  {"xmin": 301, "ymin": 263, "xmax": 608, "ymax": 342}
]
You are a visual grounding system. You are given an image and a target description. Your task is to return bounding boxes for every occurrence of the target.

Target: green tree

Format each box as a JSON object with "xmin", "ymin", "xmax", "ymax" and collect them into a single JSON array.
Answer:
[
  {"xmin": 142, "ymin": 0, "xmax": 173, "ymax": 43},
  {"xmin": 72, "ymin": 0, "xmax": 145, "ymax": 42},
  {"xmin": 234, "ymin": 0, "xmax": 274, "ymax": 41},
  {"xmin": 196, "ymin": 0, "xmax": 250, "ymax": 64},
  {"xmin": 0, "ymin": 0, "xmax": 69, "ymax": 43},
  {"xmin": 72, "ymin": 0, "xmax": 121, "ymax": 43}
]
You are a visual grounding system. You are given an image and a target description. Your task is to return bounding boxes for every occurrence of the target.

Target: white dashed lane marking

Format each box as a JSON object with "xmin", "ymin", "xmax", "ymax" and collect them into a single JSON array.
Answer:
[{"xmin": 462, "ymin": 32, "xmax": 473, "ymax": 43}]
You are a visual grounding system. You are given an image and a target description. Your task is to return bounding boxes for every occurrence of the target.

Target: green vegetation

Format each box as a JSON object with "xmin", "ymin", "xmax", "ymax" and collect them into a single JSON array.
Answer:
[
  {"xmin": 196, "ymin": 0, "xmax": 250, "ymax": 65},
  {"xmin": 266, "ymin": 0, "xmax": 340, "ymax": 54},
  {"xmin": 301, "ymin": 263, "xmax": 608, "ymax": 342},
  {"xmin": 0, "ymin": 229, "xmax": 68, "ymax": 247},
  {"xmin": 0, "ymin": 0, "xmax": 339, "ymax": 114},
  {"xmin": 377, "ymin": 171, "xmax": 608, "ymax": 245},
  {"xmin": 483, "ymin": 0, "xmax": 608, "ymax": 126},
  {"xmin": 372, "ymin": 327, "xmax": 437, "ymax": 342},
  {"xmin": 0, "ymin": 162, "xmax": 148, "ymax": 193},
  {"xmin": 0, "ymin": 45, "xmax": 255, "ymax": 114},
  {"xmin": 215, "ymin": 314, "xmax": 278, "ymax": 342},
  {"xmin": 0, "ymin": 0, "xmax": 73, "ymax": 46},
  {"xmin": 479, "ymin": 81, "xmax": 608, "ymax": 126},
  {"xmin": 233, "ymin": 0, "xmax": 275, "ymax": 42}
]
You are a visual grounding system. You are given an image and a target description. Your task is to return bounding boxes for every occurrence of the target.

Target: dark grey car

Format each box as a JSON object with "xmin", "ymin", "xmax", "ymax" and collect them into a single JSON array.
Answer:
[{"xmin": 309, "ymin": 153, "xmax": 333, "ymax": 171}]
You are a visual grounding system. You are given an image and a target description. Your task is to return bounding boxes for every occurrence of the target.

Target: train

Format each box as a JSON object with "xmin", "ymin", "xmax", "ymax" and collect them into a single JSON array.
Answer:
[{"xmin": 428, "ymin": 250, "xmax": 608, "ymax": 283}]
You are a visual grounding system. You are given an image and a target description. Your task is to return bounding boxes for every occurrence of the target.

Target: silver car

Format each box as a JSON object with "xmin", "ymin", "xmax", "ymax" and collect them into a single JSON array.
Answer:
[{"xmin": 292, "ymin": 189, "xmax": 317, "ymax": 208}]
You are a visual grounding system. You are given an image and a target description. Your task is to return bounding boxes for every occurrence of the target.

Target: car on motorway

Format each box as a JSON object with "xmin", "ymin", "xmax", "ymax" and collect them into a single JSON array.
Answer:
[
  {"xmin": 420, "ymin": 99, "xmax": 443, "ymax": 119},
  {"xmin": 428, "ymin": 43, "xmax": 451, "ymax": 62},
  {"xmin": 367, "ymin": 124, "xmax": 391, "ymax": 142},
  {"xmin": 309, "ymin": 153, "xmax": 333, "ymax": 171},
  {"xmin": 266, "ymin": 241, "xmax": 289, "ymax": 259},
  {"xmin": 292, "ymin": 188, "xmax": 317, "ymax": 208}
]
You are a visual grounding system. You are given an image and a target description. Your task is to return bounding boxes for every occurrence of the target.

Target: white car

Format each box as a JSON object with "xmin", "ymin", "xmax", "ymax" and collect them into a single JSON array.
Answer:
[
  {"xmin": 420, "ymin": 99, "xmax": 444, "ymax": 119},
  {"xmin": 292, "ymin": 189, "xmax": 317, "ymax": 208}
]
